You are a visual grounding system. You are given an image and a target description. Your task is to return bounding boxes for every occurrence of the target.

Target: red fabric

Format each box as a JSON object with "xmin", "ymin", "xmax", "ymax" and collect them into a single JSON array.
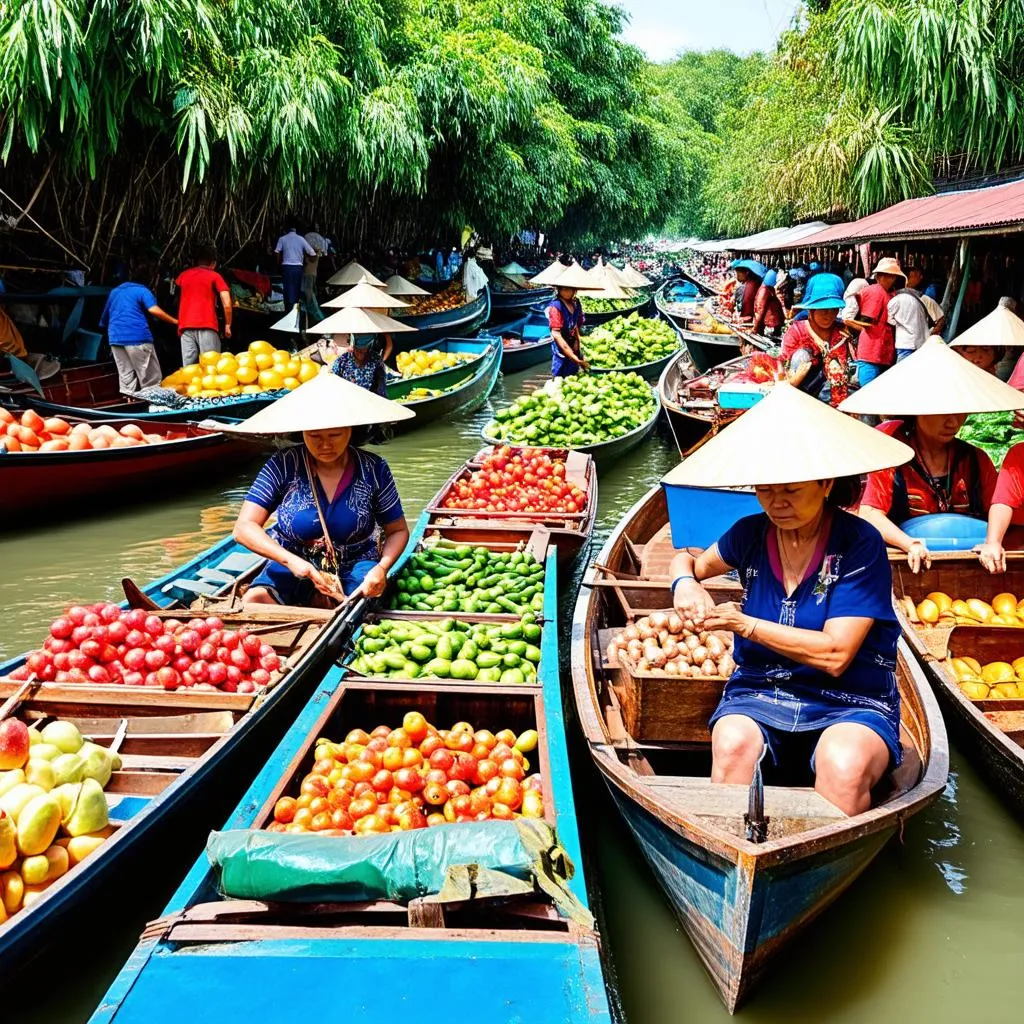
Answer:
[
  {"xmin": 175, "ymin": 267, "xmax": 230, "ymax": 334},
  {"xmin": 546, "ymin": 304, "xmax": 565, "ymax": 330},
  {"xmin": 230, "ymin": 268, "xmax": 272, "ymax": 297},
  {"xmin": 739, "ymin": 277, "xmax": 759, "ymax": 319},
  {"xmin": 752, "ymin": 284, "xmax": 784, "ymax": 332},
  {"xmin": 861, "ymin": 420, "xmax": 997, "ymax": 518},
  {"xmin": 780, "ymin": 319, "xmax": 851, "ymax": 407},
  {"xmin": 780, "ymin": 319, "xmax": 845, "ymax": 361},
  {"xmin": 1009, "ymin": 352, "xmax": 1024, "ymax": 389},
  {"xmin": 991, "ymin": 443, "xmax": 1024, "ymax": 525},
  {"xmin": 854, "ymin": 283, "xmax": 896, "ymax": 365}
]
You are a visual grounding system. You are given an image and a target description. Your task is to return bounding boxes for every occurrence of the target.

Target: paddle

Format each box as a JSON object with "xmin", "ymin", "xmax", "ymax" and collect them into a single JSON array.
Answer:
[
  {"xmin": 744, "ymin": 749, "xmax": 769, "ymax": 844},
  {"xmin": 6, "ymin": 354, "xmax": 43, "ymax": 395},
  {"xmin": 0, "ymin": 678, "xmax": 41, "ymax": 722}
]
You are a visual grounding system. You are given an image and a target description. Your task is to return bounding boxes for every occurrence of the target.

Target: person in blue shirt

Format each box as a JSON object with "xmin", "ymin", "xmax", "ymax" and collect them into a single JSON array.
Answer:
[
  {"xmin": 99, "ymin": 264, "xmax": 178, "ymax": 393},
  {"xmin": 669, "ymin": 472, "xmax": 902, "ymax": 816}
]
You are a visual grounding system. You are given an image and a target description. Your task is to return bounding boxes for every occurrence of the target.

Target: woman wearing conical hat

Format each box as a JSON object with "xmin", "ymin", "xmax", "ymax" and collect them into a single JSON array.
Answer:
[
  {"xmin": 839, "ymin": 338, "xmax": 1024, "ymax": 573},
  {"xmin": 664, "ymin": 384, "xmax": 914, "ymax": 815},
  {"xmin": 227, "ymin": 373, "xmax": 414, "ymax": 606}
]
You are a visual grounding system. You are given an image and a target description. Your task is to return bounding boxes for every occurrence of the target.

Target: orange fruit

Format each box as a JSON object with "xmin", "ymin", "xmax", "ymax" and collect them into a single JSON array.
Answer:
[
  {"xmin": 925, "ymin": 592, "xmax": 953, "ymax": 614},
  {"xmin": 916, "ymin": 599, "xmax": 940, "ymax": 624},
  {"xmin": 258, "ymin": 369, "xmax": 284, "ymax": 390},
  {"xmin": 992, "ymin": 593, "xmax": 1018, "ymax": 615}
]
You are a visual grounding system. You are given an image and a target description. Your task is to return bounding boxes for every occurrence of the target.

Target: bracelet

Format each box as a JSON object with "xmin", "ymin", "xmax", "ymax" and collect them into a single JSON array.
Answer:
[{"xmin": 671, "ymin": 575, "xmax": 695, "ymax": 591}]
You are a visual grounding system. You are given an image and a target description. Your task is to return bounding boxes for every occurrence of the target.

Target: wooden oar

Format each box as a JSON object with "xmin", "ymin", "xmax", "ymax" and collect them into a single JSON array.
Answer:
[
  {"xmin": 0, "ymin": 678, "xmax": 40, "ymax": 722},
  {"xmin": 121, "ymin": 577, "xmax": 161, "ymax": 610}
]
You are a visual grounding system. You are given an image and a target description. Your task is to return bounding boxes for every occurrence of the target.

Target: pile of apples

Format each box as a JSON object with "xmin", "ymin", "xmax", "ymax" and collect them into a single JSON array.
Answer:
[
  {"xmin": 268, "ymin": 713, "xmax": 544, "ymax": 836},
  {"xmin": 6, "ymin": 602, "xmax": 282, "ymax": 693}
]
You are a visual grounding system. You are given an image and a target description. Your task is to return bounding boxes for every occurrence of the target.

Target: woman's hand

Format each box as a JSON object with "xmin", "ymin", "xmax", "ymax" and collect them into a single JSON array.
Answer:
[
  {"xmin": 703, "ymin": 601, "xmax": 750, "ymax": 635},
  {"xmin": 978, "ymin": 540, "xmax": 1007, "ymax": 574},
  {"xmin": 357, "ymin": 564, "xmax": 388, "ymax": 598},
  {"xmin": 672, "ymin": 579, "xmax": 717, "ymax": 626},
  {"xmin": 286, "ymin": 556, "xmax": 341, "ymax": 598},
  {"xmin": 907, "ymin": 539, "xmax": 931, "ymax": 574}
]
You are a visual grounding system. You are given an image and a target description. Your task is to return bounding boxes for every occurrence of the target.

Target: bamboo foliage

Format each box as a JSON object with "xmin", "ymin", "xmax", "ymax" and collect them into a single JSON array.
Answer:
[{"xmin": 0, "ymin": 0, "xmax": 682, "ymax": 264}]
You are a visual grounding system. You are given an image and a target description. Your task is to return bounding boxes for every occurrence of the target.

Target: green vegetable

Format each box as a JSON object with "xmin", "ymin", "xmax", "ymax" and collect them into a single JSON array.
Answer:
[
  {"xmin": 582, "ymin": 312, "xmax": 679, "ymax": 369},
  {"xmin": 958, "ymin": 412, "xmax": 1024, "ymax": 467}
]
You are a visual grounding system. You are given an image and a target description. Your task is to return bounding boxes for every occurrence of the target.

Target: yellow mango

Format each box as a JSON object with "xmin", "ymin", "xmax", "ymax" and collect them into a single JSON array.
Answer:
[
  {"xmin": 21, "ymin": 882, "xmax": 51, "ymax": 909},
  {"xmin": 951, "ymin": 599, "xmax": 972, "ymax": 618},
  {"xmin": 0, "ymin": 812, "xmax": 15, "ymax": 869},
  {"xmin": 967, "ymin": 599, "xmax": 995, "ymax": 622},
  {"xmin": 991, "ymin": 682, "xmax": 1020, "ymax": 700},
  {"xmin": 960, "ymin": 656, "xmax": 982, "ymax": 675},
  {"xmin": 1012, "ymin": 656, "xmax": 1024, "ymax": 678},
  {"xmin": 1, "ymin": 870, "xmax": 24, "ymax": 914},
  {"xmin": 925, "ymin": 592, "xmax": 953, "ymax": 613},
  {"xmin": 992, "ymin": 592, "xmax": 1019, "ymax": 615},
  {"xmin": 981, "ymin": 661, "xmax": 1015, "ymax": 684},
  {"xmin": 15, "ymin": 793, "xmax": 61, "ymax": 856},
  {"xmin": 959, "ymin": 680, "xmax": 991, "ymax": 700}
]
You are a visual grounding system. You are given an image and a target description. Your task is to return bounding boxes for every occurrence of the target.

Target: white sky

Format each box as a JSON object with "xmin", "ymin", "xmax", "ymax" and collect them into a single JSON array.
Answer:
[{"xmin": 617, "ymin": 0, "xmax": 802, "ymax": 61}]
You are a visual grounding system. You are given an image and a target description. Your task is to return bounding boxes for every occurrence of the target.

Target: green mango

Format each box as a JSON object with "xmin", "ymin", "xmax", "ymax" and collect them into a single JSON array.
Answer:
[
  {"xmin": 64, "ymin": 778, "xmax": 110, "ymax": 837},
  {"xmin": 78, "ymin": 744, "xmax": 114, "ymax": 788},
  {"xmin": 0, "ymin": 769, "xmax": 26, "ymax": 799},
  {"xmin": 24, "ymin": 759, "xmax": 56, "ymax": 792},
  {"xmin": 0, "ymin": 783, "xmax": 46, "ymax": 820},
  {"xmin": 40, "ymin": 721, "xmax": 84, "ymax": 754},
  {"xmin": 0, "ymin": 812, "xmax": 16, "ymax": 869},
  {"xmin": 15, "ymin": 793, "xmax": 61, "ymax": 856},
  {"xmin": 51, "ymin": 753, "xmax": 85, "ymax": 786},
  {"xmin": 29, "ymin": 744, "xmax": 61, "ymax": 762}
]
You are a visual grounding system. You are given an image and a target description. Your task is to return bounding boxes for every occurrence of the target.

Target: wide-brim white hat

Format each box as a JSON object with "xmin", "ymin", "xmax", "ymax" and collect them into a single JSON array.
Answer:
[
  {"xmin": 326, "ymin": 261, "xmax": 385, "ymax": 288},
  {"xmin": 619, "ymin": 263, "xmax": 653, "ymax": 287},
  {"xmin": 550, "ymin": 262, "xmax": 612, "ymax": 292},
  {"xmin": 499, "ymin": 261, "xmax": 529, "ymax": 276},
  {"xmin": 308, "ymin": 307, "xmax": 417, "ymax": 336},
  {"xmin": 215, "ymin": 371, "xmax": 413, "ymax": 433},
  {"xmin": 384, "ymin": 274, "xmax": 429, "ymax": 297},
  {"xmin": 322, "ymin": 281, "xmax": 409, "ymax": 310},
  {"xmin": 530, "ymin": 260, "xmax": 568, "ymax": 286},
  {"xmin": 586, "ymin": 261, "xmax": 633, "ymax": 290},
  {"xmin": 839, "ymin": 337, "xmax": 1024, "ymax": 415},
  {"xmin": 948, "ymin": 304, "xmax": 1024, "ymax": 349},
  {"xmin": 663, "ymin": 382, "xmax": 913, "ymax": 488}
]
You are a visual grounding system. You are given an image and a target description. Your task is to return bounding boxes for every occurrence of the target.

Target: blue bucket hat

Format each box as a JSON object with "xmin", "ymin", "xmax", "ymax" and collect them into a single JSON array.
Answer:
[
  {"xmin": 808, "ymin": 261, "xmax": 822, "ymax": 272},
  {"xmin": 794, "ymin": 272, "xmax": 845, "ymax": 310},
  {"xmin": 733, "ymin": 259, "xmax": 767, "ymax": 278},
  {"xmin": 762, "ymin": 269, "xmax": 778, "ymax": 289}
]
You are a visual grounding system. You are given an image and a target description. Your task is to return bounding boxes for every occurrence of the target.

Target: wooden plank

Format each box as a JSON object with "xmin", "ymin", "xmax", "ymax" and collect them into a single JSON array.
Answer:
[
  {"xmin": 106, "ymin": 771, "xmax": 178, "ymax": 795},
  {"xmin": 117, "ymin": 753, "xmax": 195, "ymax": 771},
  {"xmin": 0, "ymin": 682, "xmax": 254, "ymax": 712},
  {"xmin": 643, "ymin": 778, "xmax": 847, "ymax": 820},
  {"xmin": 67, "ymin": 712, "xmax": 235, "ymax": 735},
  {"xmin": 85, "ymin": 732, "xmax": 226, "ymax": 756}
]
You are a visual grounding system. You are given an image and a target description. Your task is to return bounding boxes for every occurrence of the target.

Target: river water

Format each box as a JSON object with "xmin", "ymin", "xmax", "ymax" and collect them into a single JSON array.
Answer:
[{"xmin": 3, "ymin": 365, "xmax": 1023, "ymax": 1023}]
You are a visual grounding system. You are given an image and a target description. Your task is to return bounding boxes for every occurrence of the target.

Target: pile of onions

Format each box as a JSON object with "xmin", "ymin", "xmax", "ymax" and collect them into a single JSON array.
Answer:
[{"xmin": 606, "ymin": 610, "xmax": 735, "ymax": 679}]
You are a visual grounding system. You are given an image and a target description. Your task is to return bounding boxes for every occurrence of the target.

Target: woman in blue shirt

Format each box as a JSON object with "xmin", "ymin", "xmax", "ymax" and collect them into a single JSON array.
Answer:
[
  {"xmin": 231, "ymin": 373, "xmax": 411, "ymax": 606},
  {"xmin": 99, "ymin": 264, "xmax": 177, "ymax": 393}
]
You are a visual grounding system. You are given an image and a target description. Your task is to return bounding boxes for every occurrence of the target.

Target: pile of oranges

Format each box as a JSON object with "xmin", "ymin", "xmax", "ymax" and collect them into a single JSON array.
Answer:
[{"xmin": 161, "ymin": 340, "xmax": 320, "ymax": 398}]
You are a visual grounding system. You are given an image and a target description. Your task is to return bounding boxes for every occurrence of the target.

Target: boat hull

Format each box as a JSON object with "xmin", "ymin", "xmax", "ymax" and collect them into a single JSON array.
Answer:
[
  {"xmin": 391, "ymin": 288, "xmax": 491, "ymax": 352},
  {"xmin": 679, "ymin": 328, "xmax": 741, "ymax": 374},
  {"xmin": 25, "ymin": 393, "xmax": 279, "ymax": 423},
  {"xmin": 488, "ymin": 285, "xmax": 555, "ymax": 323},
  {"xmin": 389, "ymin": 339, "xmax": 501, "ymax": 434},
  {"xmin": 588, "ymin": 348, "xmax": 679, "ymax": 382}
]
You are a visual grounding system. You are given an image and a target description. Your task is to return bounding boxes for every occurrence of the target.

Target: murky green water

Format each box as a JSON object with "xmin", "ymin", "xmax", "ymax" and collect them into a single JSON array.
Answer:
[{"xmin": 3, "ymin": 366, "xmax": 1024, "ymax": 1022}]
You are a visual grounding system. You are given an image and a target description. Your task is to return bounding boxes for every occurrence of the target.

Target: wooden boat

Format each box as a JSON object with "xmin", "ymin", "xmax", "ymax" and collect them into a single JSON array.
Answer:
[
  {"xmin": 0, "ymin": 535, "xmax": 364, "ymax": 968},
  {"xmin": 19, "ymin": 391, "xmax": 281, "ymax": 424},
  {"xmin": 492, "ymin": 312, "xmax": 552, "ymax": 374},
  {"xmin": 387, "ymin": 338, "xmax": 501, "ymax": 434},
  {"xmin": 570, "ymin": 485, "xmax": 949, "ymax": 1012},
  {"xmin": 424, "ymin": 446, "xmax": 598, "ymax": 574},
  {"xmin": 679, "ymin": 327, "xmax": 743, "ymax": 375},
  {"xmin": 488, "ymin": 279, "xmax": 555, "ymax": 323},
  {"xmin": 657, "ymin": 353, "xmax": 750, "ymax": 457},
  {"xmin": 89, "ymin": 538, "xmax": 613, "ymax": 1023},
  {"xmin": 481, "ymin": 384, "xmax": 661, "ymax": 465},
  {"xmin": 0, "ymin": 417, "xmax": 259, "ymax": 523},
  {"xmin": 391, "ymin": 286, "xmax": 491, "ymax": 351},
  {"xmin": 892, "ymin": 552, "xmax": 1024, "ymax": 816}
]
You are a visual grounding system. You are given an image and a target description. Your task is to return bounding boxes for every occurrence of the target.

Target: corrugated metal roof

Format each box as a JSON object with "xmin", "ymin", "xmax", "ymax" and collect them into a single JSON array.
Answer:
[
  {"xmin": 690, "ymin": 221, "xmax": 830, "ymax": 253},
  {"xmin": 765, "ymin": 177, "xmax": 1024, "ymax": 249}
]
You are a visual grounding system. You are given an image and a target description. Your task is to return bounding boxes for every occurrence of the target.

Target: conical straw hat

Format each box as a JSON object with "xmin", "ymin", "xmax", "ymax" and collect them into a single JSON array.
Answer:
[
  {"xmin": 949, "ymin": 304, "xmax": 1024, "ymax": 349},
  {"xmin": 549, "ymin": 262, "xmax": 605, "ymax": 291},
  {"xmin": 530, "ymin": 260, "xmax": 568, "ymax": 286},
  {"xmin": 270, "ymin": 307, "xmax": 302, "ymax": 333},
  {"xmin": 322, "ymin": 280, "xmax": 409, "ymax": 310},
  {"xmin": 587, "ymin": 261, "xmax": 633, "ymax": 290},
  {"xmin": 384, "ymin": 274, "xmax": 429, "ymax": 297},
  {"xmin": 620, "ymin": 263, "xmax": 653, "ymax": 287},
  {"xmin": 499, "ymin": 261, "xmax": 529, "ymax": 276},
  {"xmin": 839, "ymin": 337, "xmax": 1024, "ymax": 416},
  {"xmin": 663, "ymin": 382, "xmax": 913, "ymax": 488},
  {"xmin": 308, "ymin": 307, "xmax": 417, "ymax": 335},
  {"xmin": 326, "ymin": 261, "xmax": 385, "ymax": 288},
  {"xmin": 215, "ymin": 371, "xmax": 414, "ymax": 434}
]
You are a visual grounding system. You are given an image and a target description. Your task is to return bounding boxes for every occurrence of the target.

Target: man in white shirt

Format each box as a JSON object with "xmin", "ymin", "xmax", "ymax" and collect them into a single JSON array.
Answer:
[
  {"xmin": 275, "ymin": 224, "xmax": 315, "ymax": 312},
  {"xmin": 888, "ymin": 266, "xmax": 944, "ymax": 361},
  {"xmin": 302, "ymin": 226, "xmax": 329, "ymax": 303}
]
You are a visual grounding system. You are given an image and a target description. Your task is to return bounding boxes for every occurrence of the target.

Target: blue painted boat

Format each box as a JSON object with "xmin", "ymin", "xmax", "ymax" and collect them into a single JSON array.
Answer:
[
  {"xmin": 492, "ymin": 311, "xmax": 553, "ymax": 373},
  {"xmin": 488, "ymin": 280, "xmax": 555, "ymax": 323},
  {"xmin": 0, "ymin": 536, "xmax": 366, "ymax": 969},
  {"xmin": 570, "ymin": 484, "xmax": 949, "ymax": 1012},
  {"xmin": 388, "ymin": 338, "xmax": 502, "ymax": 434},
  {"xmin": 90, "ymin": 524, "xmax": 613, "ymax": 1023},
  {"xmin": 391, "ymin": 286, "xmax": 491, "ymax": 352}
]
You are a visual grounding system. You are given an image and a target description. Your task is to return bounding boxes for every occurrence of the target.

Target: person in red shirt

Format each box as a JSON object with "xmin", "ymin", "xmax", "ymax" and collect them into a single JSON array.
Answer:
[
  {"xmin": 859, "ymin": 416, "xmax": 997, "ymax": 572},
  {"xmin": 751, "ymin": 268, "xmax": 785, "ymax": 339},
  {"xmin": 175, "ymin": 243, "xmax": 233, "ymax": 367},
  {"xmin": 852, "ymin": 258, "xmax": 905, "ymax": 388},
  {"xmin": 979, "ymin": 443, "xmax": 1024, "ymax": 572},
  {"xmin": 732, "ymin": 260, "xmax": 765, "ymax": 322}
]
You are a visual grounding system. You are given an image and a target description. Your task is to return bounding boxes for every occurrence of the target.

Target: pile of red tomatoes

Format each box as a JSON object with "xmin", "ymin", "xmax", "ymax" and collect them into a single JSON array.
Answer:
[
  {"xmin": 0, "ymin": 408, "xmax": 169, "ymax": 452},
  {"xmin": 440, "ymin": 446, "xmax": 587, "ymax": 515},
  {"xmin": 7, "ymin": 602, "xmax": 281, "ymax": 693},
  {"xmin": 268, "ymin": 713, "xmax": 545, "ymax": 836}
]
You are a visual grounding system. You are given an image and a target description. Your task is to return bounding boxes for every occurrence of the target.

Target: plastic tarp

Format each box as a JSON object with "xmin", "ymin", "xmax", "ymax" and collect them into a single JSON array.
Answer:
[
  {"xmin": 207, "ymin": 818, "xmax": 593, "ymax": 927},
  {"xmin": 691, "ymin": 221, "xmax": 831, "ymax": 254}
]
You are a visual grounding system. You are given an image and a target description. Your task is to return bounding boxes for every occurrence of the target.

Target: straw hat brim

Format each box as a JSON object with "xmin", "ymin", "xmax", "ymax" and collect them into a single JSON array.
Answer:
[
  {"xmin": 214, "ymin": 371, "xmax": 414, "ymax": 434},
  {"xmin": 270, "ymin": 308, "xmax": 303, "ymax": 333},
  {"xmin": 326, "ymin": 262, "xmax": 385, "ymax": 288},
  {"xmin": 949, "ymin": 304, "xmax": 1024, "ymax": 349},
  {"xmin": 620, "ymin": 263, "xmax": 652, "ymax": 287},
  {"xmin": 384, "ymin": 275, "xmax": 430, "ymax": 297},
  {"xmin": 546, "ymin": 262, "xmax": 604, "ymax": 291},
  {"xmin": 839, "ymin": 337, "xmax": 1024, "ymax": 415},
  {"xmin": 309, "ymin": 307, "xmax": 417, "ymax": 335},
  {"xmin": 530, "ymin": 260, "xmax": 567, "ymax": 286},
  {"xmin": 662, "ymin": 382, "xmax": 913, "ymax": 488},
  {"xmin": 322, "ymin": 282, "xmax": 409, "ymax": 310}
]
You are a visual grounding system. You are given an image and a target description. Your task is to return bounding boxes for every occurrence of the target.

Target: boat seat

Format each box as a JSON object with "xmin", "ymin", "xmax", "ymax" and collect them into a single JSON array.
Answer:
[
  {"xmin": 196, "ymin": 568, "xmax": 237, "ymax": 585},
  {"xmin": 641, "ymin": 778, "xmax": 846, "ymax": 820},
  {"xmin": 162, "ymin": 578, "xmax": 221, "ymax": 598},
  {"xmin": 216, "ymin": 552, "xmax": 264, "ymax": 574}
]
